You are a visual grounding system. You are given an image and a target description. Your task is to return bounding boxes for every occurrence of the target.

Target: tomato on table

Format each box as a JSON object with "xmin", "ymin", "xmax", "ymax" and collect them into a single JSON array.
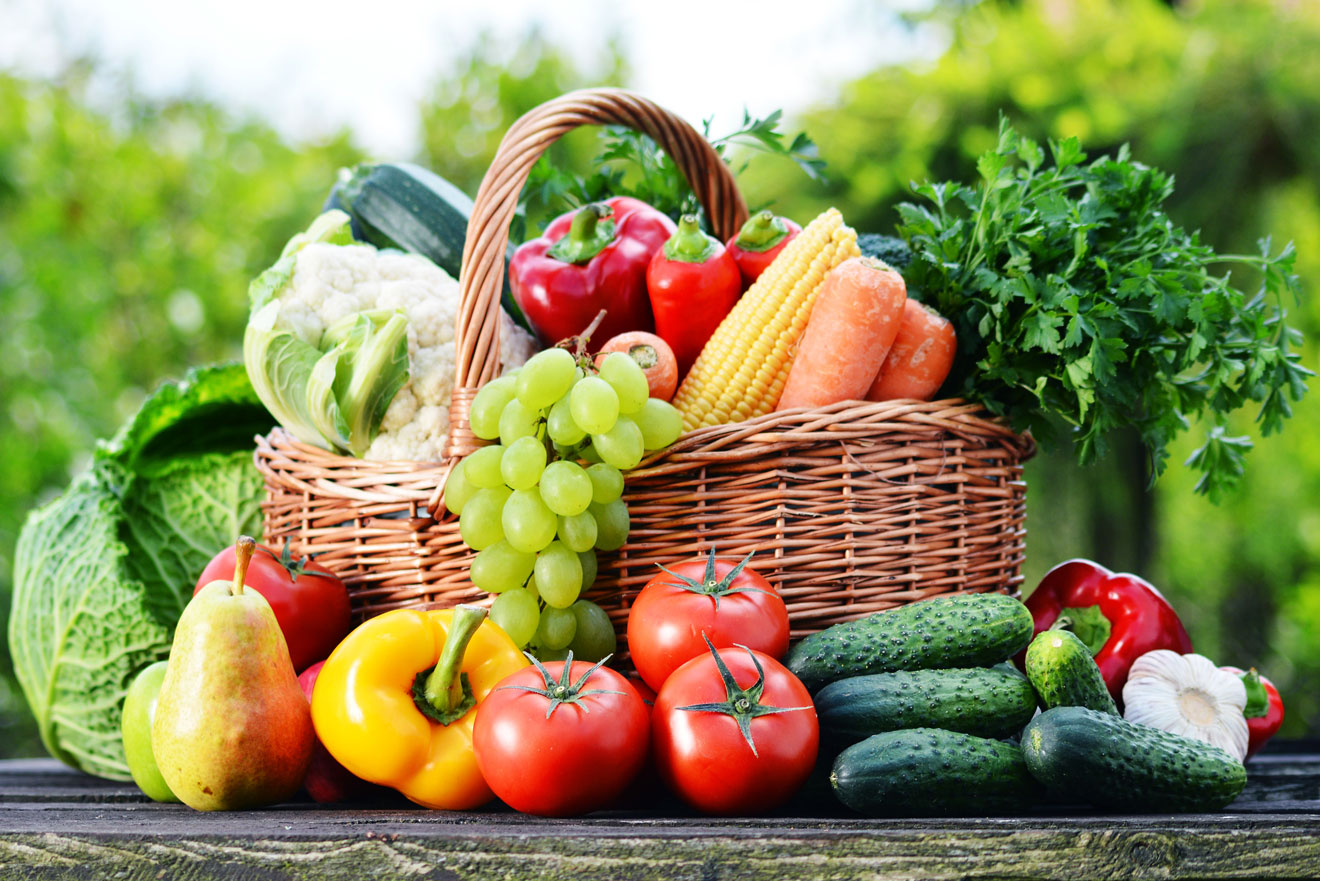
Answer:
[
  {"xmin": 627, "ymin": 549, "xmax": 789, "ymax": 692},
  {"xmin": 195, "ymin": 539, "xmax": 351, "ymax": 673},
  {"xmin": 473, "ymin": 655, "xmax": 650, "ymax": 816},
  {"xmin": 652, "ymin": 638, "xmax": 818, "ymax": 814}
]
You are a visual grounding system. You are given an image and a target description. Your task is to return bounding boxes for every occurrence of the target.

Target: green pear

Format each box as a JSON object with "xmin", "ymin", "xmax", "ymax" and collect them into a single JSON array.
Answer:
[
  {"xmin": 121, "ymin": 660, "xmax": 180, "ymax": 803},
  {"xmin": 153, "ymin": 536, "xmax": 314, "ymax": 811}
]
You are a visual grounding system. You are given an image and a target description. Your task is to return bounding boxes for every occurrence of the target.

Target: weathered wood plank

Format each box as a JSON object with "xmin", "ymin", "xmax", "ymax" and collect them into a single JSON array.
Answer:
[{"xmin": 2, "ymin": 756, "xmax": 1319, "ymax": 881}]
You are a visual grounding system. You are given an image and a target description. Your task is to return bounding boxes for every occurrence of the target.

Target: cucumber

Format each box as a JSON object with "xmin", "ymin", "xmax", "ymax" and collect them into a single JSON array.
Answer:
[
  {"xmin": 815, "ymin": 666, "xmax": 1038, "ymax": 742},
  {"xmin": 1024, "ymin": 629, "xmax": 1118, "ymax": 714},
  {"xmin": 831, "ymin": 728, "xmax": 1043, "ymax": 816},
  {"xmin": 325, "ymin": 162, "xmax": 529, "ymax": 329},
  {"xmin": 1021, "ymin": 706, "xmax": 1247, "ymax": 812},
  {"xmin": 785, "ymin": 593, "xmax": 1034, "ymax": 692}
]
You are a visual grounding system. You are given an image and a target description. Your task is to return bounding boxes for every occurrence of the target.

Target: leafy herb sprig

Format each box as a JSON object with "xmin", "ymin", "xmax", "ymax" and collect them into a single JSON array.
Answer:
[
  {"xmin": 515, "ymin": 109, "xmax": 823, "ymax": 239},
  {"xmin": 897, "ymin": 118, "xmax": 1309, "ymax": 500}
]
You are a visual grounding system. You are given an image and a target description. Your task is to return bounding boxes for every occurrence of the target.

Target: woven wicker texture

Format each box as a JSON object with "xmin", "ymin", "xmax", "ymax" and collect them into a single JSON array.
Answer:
[{"xmin": 254, "ymin": 88, "xmax": 1034, "ymax": 638}]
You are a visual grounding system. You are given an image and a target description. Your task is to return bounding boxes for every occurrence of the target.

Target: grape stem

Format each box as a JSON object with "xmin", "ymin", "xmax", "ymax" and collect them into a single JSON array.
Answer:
[{"xmin": 557, "ymin": 309, "xmax": 608, "ymax": 366}]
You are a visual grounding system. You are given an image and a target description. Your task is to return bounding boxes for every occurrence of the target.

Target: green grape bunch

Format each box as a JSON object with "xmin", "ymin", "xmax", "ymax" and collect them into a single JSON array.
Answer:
[{"xmin": 444, "ymin": 334, "xmax": 684, "ymax": 659}]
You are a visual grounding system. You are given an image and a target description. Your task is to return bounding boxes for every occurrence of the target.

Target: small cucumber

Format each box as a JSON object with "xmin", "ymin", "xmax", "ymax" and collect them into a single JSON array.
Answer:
[
  {"xmin": 815, "ymin": 666, "xmax": 1038, "ymax": 742},
  {"xmin": 1021, "ymin": 706, "xmax": 1247, "ymax": 812},
  {"xmin": 831, "ymin": 728, "xmax": 1043, "ymax": 816},
  {"xmin": 1024, "ymin": 629, "xmax": 1118, "ymax": 714},
  {"xmin": 785, "ymin": 593, "xmax": 1035, "ymax": 692}
]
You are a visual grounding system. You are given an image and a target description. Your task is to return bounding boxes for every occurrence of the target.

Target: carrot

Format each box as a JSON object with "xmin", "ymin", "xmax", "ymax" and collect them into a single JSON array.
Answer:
[
  {"xmin": 595, "ymin": 331, "xmax": 679, "ymax": 401},
  {"xmin": 776, "ymin": 257, "xmax": 907, "ymax": 411},
  {"xmin": 866, "ymin": 299, "xmax": 956, "ymax": 401}
]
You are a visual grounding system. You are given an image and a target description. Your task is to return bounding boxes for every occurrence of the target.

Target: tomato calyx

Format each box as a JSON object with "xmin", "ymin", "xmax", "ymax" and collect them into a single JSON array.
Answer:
[
  {"xmin": 264, "ymin": 537, "xmax": 329, "ymax": 584},
  {"xmin": 654, "ymin": 548, "xmax": 770, "ymax": 609},
  {"xmin": 498, "ymin": 651, "xmax": 626, "ymax": 719},
  {"xmin": 674, "ymin": 635, "xmax": 811, "ymax": 757}
]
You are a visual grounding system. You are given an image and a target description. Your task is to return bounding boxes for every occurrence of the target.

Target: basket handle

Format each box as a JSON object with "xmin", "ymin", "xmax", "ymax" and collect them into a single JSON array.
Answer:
[{"xmin": 432, "ymin": 88, "xmax": 749, "ymax": 516}]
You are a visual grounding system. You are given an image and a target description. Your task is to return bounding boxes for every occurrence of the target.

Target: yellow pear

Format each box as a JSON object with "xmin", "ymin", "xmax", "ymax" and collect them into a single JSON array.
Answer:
[{"xmin": 153, "ymin": 536, "xmax": 314, "ymax": 810}]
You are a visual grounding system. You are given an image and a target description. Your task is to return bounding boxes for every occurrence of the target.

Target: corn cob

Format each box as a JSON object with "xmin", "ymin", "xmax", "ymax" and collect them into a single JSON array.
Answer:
[{"xmin": 672, "ymin": 208, "xmax": 859, "ymax": 429}]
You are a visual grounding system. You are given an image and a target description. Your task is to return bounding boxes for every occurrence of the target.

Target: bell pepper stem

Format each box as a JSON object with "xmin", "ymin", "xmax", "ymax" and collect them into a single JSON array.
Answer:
[
  {"xmin": 663, "ymin": 215, "xmax": 718, "ymax": 263},
  {"xmin": 1241, "ymin": 669, "xmax": 1271, "ymax": 718},
  {"xmin": 231, "ymin": 536, "xmax": 256, "ymax": 597},
  {"xmin": 1051, "ymin": 604, "xmax": 1112, "ymax": 657},
  {"xmin": 733, "ymin": 210, "xmax": 790, "ymax": 252},
  {"xmin": 423, "ymin": 605, "xmax": 487, "ymax": 715},
  {"xmin": 546, "ymin": 203, "xmax": 617, "ymax": 264}
]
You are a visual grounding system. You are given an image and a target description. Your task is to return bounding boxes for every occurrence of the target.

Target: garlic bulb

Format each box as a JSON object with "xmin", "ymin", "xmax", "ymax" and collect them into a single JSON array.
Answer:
[{"xmin": 1122, "ymin": 650, "xmax": 1248, "ymax": 761}]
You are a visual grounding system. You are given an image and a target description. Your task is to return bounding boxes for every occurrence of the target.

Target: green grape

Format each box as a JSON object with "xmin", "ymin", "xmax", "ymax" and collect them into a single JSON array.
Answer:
[
  {"xmin": 586, "ymin": 463, "xmax": 624, "ymax": 504},
  {"xmin": 501, "ymin": 435, "xmax": 546, "ymax": 490},
  {"xmin": 591, "ymin": 498, "xmax": 630, "ymax": 551},
  {"xmin": 635, "ymin": 397, "xmax": 684, "ymax": 451},
  {"xmin": 525, "ymin": 574, "xmax": 540, "ymax": 602},
  {"xmin": 464, "ymin": 444, "xmax": 506, "ymax": 488},
  {"xmin": 598, "ymin": 351, "xmax": 650, "ymax": 414},
  {"xmin": 490, "ymin": 588, "xmax": 539, "ymax": 647},
  {"xmin": 470, "ymin": 540, "xmax": 536, "ymax": 593},
  {"xmin": 531, "ymin": 645, "xmax": 570, "ymax": 662},
  {"xmin": 578, "ymin": 549, "xmax": 598, "ymax": 590},
  {"xmin": 569, "ymin": 376, "xmax": 619, "ymax": 434},
  {"xmin": 469, "ymin": 376, "xmax": 517, "ymax": 440},
  {"xmin": 499, "ymin": 397, "xmax": 542, "ymax": 445},
  {"xmin": 535, "ymin": 541, "xmax": 583, "ymax": 609},
  {"xmin": 459, "ymin": 486, "xmax": 510, "ymax": 551},
  {"xmin": 591, "ymin": 416, "xmax": 644, "ymax": 470},
  {"xmin": 442, "ymin": 458, "xmax": 475, "ymax": 515},
  {"xmin": 558, "ymin": 511, "xmax": 598, "ymax": 553},
  {"xmin": 516, "ymin": 347, "xmax": 578, "ymax": 410},
  {"xmin": 502, "ymin": 487, "xmax": 557, "ymax": 553},
  {"xmin": 547, "ymin": 395, "xmax": 587, "ymax": 446},
  {"xmin": 579, "ymin": 444, "xmax": 603, "ymax": 464},
  {"xmin": 568, "ymin": 599, "xmax": 616, "ymax": 662},
  {"xmin": 539, "ymin": 460, "xmax": 593, "ymax": 516},
  {"xmin": 534, "ymin": 605, "xmax": 578, "ymax": 651}
]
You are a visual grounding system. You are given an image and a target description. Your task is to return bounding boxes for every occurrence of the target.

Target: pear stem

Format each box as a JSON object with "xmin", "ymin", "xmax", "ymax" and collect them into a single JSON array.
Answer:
[
  {"xmin": 424, "ymin": 605, "xmax": 487, "ymax": 714},
  {"xmin": 231, "ymin": 536, "xmax": 256, "ymax": 597}
]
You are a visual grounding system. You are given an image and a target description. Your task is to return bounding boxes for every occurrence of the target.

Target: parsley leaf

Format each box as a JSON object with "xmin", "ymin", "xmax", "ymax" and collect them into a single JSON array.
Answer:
[{"xmin": 898, "ymin": 116, "xmax": 1310, "ymax": 498}]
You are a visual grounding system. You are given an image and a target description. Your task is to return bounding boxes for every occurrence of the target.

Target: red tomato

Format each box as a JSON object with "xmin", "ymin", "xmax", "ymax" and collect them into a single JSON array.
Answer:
[
  {"xmin": 652, "ymin": 641, "xmax": 818, "ymax": 814},
  {"xmin": 195, "ymin": 540, "xmax": 352, "ymax": 673},
  {"xmin": 627, "ymin": 550, "xmax": 789, "ymax": 693},
  {"xmin": 473, "ymin": 658, "xmax": 650, "ymax": 817}
]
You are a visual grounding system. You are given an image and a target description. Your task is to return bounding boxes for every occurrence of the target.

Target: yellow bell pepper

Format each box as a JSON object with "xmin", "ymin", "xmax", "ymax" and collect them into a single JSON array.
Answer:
[{"xmin": 310, "ymin": 605, "xmax": 527, "ymax": 810}]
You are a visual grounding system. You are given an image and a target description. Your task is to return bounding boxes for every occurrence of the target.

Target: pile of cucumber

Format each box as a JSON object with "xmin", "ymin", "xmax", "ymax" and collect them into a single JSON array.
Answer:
[{"xmin": 786, "ymin": 593, "xmax": 1248, "ymax": 816}]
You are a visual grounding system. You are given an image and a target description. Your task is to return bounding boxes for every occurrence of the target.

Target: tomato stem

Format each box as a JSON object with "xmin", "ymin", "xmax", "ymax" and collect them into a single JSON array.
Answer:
[
  {"xmin": 654, "ymin": 548, "xmax": 771, "ymax": 609},
  {"xmin": 497, "ymin": 651, "xmax": 624, "ymax": 719}
]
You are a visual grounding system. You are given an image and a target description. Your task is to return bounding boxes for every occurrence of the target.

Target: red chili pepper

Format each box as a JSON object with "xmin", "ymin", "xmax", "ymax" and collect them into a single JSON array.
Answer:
[
  {"xmin": 509, "ymin": 197, "xmax": 675, "ymax": 345},
  {"xmin": 646, "ymin": 214, "xmax": 743, "ymax": 375},
  {"xmin": 1221, "ymin": 666, "xmax": 1285, "ymax": 759},
  {"xmin": 1022, "ymin": 558, "xmax": 1193, "ymax": 702},
  {"xmin": 726, "ymin": 210, "xmax": 801, "ymax": 290}
]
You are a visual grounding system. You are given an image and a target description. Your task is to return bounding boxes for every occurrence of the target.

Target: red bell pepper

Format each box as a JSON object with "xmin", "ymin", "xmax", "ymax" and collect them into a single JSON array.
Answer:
[
  {"xmin": 726, "ymin": 210, "xmax": 801, "ymax": 290},
  {"xmin": 510, "ymin": 197, "xmax": 675, "ymax": 346},
  {"xmin": 1221, "ymin": 666, "xmax": 1285, "ymax": 759},
  {"xmin": 1022, "ymin": 558, "xmax": 1193, "ymax": 702},
  {"xmin": 646, "ymin": 214, "xmax": 743, "ymax": 374}
]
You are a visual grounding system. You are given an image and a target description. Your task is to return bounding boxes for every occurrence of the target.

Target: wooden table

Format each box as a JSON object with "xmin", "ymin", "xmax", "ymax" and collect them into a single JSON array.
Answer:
[{"xmin": 3, "ymin": 746, "xmax": 1318, "ymax": 880}]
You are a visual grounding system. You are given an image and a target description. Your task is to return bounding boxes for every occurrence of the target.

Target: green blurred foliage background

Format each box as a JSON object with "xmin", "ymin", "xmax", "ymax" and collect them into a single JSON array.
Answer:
[{"xmin": 2, "ymin": 0, "xmax": 1317, "ymax": 758}]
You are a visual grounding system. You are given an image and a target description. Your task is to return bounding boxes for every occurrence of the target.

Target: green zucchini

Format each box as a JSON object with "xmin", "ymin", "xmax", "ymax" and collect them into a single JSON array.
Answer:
[
  {"xmin": 831, "ymin": 728, "xmax": 1043, "ymax": 816},
  {"xmin": 815, "ymin": 665, "xmax": 1038, "ymax": 743},
  {"xmin": 1024, "ymin": 629, "xmax": 1118, "ymax": 714},
  {"xmin": 785, "ymin": 593, "xmax": 1035, "ymax": 692},
  {"xmin": 1021, "ymin": 706, "xmax": 1247, "ymax": 812},
  {"xmin": 325, "ymin": 162, "xmax": 528, "ymax": 328}
]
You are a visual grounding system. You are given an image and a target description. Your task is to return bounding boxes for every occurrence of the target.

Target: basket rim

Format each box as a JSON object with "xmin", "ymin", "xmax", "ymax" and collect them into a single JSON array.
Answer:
[{"xmin": 255, "ymin": 396, "xmax": 1035, "ymax": 501}]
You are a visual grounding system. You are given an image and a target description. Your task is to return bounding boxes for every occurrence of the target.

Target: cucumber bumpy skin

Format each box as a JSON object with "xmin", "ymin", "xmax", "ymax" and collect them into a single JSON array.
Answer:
[
  {"xmin": 1025, "ymin": 629, "xmax": 1119, "ymax": 714},
  {"xmin": 831, "ymin": 728, "xmax": 1043, "ymax": 816},
  {"xmin": 1021, "ymin": 706, "xmax": 1248, "ymax": 813},
  {"xmin": 786, "ymin": 593, "xmax": 1035, "ymax": 692},
  {"xmin": 816, "ymin": 665, "xmax": 1039, "ymax": 742}
]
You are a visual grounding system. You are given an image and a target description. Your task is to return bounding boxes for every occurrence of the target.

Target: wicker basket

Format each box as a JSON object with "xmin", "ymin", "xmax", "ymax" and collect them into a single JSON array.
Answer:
[{"xmin": 255, "ymin": 88, "xmax": 1035, "ymax": 640}]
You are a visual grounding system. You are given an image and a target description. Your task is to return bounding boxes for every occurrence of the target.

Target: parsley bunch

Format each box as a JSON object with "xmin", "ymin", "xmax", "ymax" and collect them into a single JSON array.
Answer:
[{"xmin": 898, "ymin": 118, "xmax": 1309, "ymax": 499}]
